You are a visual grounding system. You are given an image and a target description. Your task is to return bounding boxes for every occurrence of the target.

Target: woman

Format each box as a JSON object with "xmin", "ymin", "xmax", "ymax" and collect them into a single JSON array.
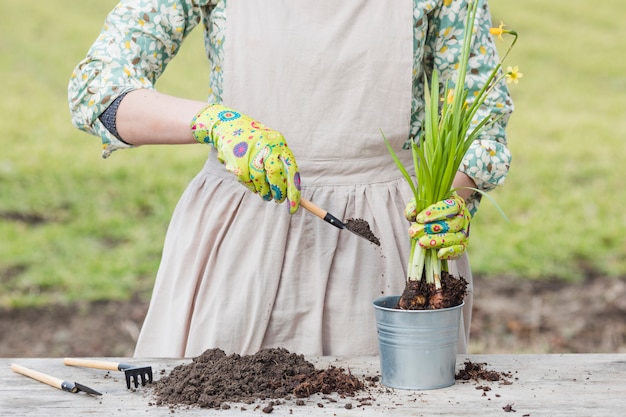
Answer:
[{"xmin": 69, "ymin": 0, "xmax": 512, "ymax": 357}]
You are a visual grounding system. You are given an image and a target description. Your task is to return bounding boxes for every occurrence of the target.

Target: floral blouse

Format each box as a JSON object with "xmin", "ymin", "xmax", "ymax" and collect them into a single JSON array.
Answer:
[{"xmin": 68, "ymin": 0, "xmax": 513, "ymax": 213}]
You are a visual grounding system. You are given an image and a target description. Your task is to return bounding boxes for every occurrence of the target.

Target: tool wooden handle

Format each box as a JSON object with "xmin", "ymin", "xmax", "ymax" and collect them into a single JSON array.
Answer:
[
  {"xmin": 64, "ymin": 358, "xmax": 119, "ymax": 371},
  {"xmin": 300, "ymin": 197, "xmax": 346, "ymax": 230},
  {"xmin": 11, "ymin": 364, "xmax": 64, "ymax": 390},
  {"xmin": 300, "ymin": 198, "xmax": 327, "ymax": 220}
]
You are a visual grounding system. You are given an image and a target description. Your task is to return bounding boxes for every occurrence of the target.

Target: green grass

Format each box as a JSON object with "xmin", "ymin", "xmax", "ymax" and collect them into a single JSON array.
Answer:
[
  {"xmin": 1, "ymin": 0, "xmax": 625, "ymax": 307},
  {"xmin": 473, "ymin": 0, "xmax": 626, "ymax": 280},
  {"xmin": 0, "ymin": 0, "xmax": 208, "ymax": 307}
]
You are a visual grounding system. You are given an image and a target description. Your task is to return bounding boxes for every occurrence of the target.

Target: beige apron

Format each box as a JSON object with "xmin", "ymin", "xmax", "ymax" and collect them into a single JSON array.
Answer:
[{"xmin": 134, "ymin": 0, "xmax": 472, "ymax": 358}]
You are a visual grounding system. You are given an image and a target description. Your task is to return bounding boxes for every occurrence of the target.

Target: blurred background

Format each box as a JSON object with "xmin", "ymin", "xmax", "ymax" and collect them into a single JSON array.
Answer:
[{"xmin": 1, "ymin": 0, "xmax": 625, "ymax": 356}]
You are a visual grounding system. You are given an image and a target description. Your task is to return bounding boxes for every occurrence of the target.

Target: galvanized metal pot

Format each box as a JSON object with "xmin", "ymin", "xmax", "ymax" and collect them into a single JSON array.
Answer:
[{"xmin": 372, "ymin": 295, "xmax": 464, "ymax": 390}]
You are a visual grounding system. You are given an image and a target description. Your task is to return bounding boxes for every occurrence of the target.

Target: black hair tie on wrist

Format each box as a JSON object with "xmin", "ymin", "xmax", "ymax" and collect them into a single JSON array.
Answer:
[{"xmin": 98, "ymin": 91, "xmax": 131, "ymax": 144}]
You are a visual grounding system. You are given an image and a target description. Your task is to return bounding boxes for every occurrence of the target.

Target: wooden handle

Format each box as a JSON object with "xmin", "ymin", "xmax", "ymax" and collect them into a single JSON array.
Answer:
[
  {"xmin": 64, "ymin": 358, "xmax": 119, "ymax": 371},
  {"xmin": 11, "ymin": 364, "xmax": 64, "ymax": 390},
  {"xmin": 300, "ymin": 198, "xmax": 327, "ymax": 220}
]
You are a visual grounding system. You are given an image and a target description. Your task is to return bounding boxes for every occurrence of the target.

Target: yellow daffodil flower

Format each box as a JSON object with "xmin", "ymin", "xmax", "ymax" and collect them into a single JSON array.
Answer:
[
  {"xmin": 446, "ymin": 89, "xmax": 455, "ymax": 105},
  {"xmin": 490, "ymin": 21, "xmax": 506, "ymax": 40},
  {"xmin": 506, "ymin": 66, "xmax": 523, "ymax": 84}
]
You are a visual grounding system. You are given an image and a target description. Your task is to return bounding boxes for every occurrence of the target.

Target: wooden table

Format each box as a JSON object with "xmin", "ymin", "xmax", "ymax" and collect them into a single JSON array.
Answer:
[{"xmin": 2, "ymin": 354, "xmax": 625, "ymax": 416}]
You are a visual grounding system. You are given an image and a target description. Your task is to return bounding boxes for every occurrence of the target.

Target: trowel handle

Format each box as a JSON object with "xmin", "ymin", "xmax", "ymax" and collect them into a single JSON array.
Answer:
[
  {"xmin": 11, "ymin": 364, "xmax": 65, "ymax": 391},
  {"xmin": 300, "ymin": 198, "xmax": 326, "ymax": 220},
  {"xmin": 64, "ymin": 358, "xmax": 120, "ymax": 371},
  {"xmin": 300, "ymin": 198, "xmax": 346, "ymax": 230}
]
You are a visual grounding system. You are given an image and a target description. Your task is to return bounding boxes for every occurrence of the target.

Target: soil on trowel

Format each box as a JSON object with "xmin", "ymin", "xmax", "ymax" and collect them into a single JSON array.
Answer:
[
  {"xmin": 397, "ymin": 270, "xmax": 468, "ymax": 310},
  {"xmin": 152, "ymin": 347, "xmax": 365, "ymax": 410},
  {"xmin": 345, "ymin": 218, "xmax": 380, "ymax": 246}
]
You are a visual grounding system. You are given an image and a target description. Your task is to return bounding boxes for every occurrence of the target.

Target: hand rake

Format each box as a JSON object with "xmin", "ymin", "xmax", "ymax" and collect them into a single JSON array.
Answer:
[{"xmin": 64, "ymin": 358, "xmax": 153, "ymax": 389}]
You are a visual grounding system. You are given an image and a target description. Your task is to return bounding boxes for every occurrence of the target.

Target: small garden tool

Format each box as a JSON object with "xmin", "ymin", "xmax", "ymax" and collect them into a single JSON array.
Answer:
[
  {"xmin": 64, "ymin": 358, "xmax": 153, "ymax": 389},
  {"xmin": 300, "ymin": 198, "xmax": 380, "ymax": 245},
  {"xmin": 11, "ymin": 363, "xmax": 102, "ymax": 396}
]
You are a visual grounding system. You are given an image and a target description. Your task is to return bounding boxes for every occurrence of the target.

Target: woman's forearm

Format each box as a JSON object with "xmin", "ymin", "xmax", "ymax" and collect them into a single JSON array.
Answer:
[
  {"xmin": 116, "ymin": 89, "xmax": 208, "ymax": 146},
  {"xmin": 452, "ymin": 172, "xmax": 477, "ymax": 201}
]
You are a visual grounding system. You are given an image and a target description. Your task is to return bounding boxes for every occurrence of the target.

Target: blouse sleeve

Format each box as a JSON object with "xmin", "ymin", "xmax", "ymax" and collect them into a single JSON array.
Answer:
[
  {"xmin": 426, "ymin": 0, "xmax": 514, "ymax": 214},
  {"xmin": 68, "ymin": 0, "xmax": 215, "ymax": 158}
]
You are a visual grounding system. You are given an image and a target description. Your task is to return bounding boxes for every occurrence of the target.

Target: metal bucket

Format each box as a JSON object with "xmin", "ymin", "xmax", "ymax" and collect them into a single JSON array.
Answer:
[{"xmin": 373, "ymin": 295, "xmax": 464, "ymax": 390}]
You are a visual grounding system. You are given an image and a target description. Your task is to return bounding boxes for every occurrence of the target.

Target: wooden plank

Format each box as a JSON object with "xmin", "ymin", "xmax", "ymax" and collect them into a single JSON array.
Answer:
[{"xmin": 1, "ymin": 355, "xmax": 624, "ymax": 416}]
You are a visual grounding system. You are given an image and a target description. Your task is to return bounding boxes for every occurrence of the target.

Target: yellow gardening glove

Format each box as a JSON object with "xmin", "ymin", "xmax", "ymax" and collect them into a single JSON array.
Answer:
[
  {"xmin": 405, "ymin": 193, "xmax": 471, "ymax": 260},
  {"xmin": 191, "ymin": 104, "xmax": 301, "ymax": 214}
]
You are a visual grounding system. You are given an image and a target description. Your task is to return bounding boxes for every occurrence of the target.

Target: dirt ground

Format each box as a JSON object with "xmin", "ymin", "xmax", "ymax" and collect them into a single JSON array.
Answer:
[{"xmin": 1, "ymin": 274, "xmax": 624, "ymax": 358}]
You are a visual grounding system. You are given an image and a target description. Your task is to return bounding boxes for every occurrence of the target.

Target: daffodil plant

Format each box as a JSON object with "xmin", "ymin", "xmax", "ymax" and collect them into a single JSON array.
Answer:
[{"xmin": 385, "ymin": 0, "xmax": 519, "ymax": 304}]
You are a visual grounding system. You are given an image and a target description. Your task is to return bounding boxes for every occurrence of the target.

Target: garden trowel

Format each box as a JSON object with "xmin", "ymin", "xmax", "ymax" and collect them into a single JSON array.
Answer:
[
  {"xmin": 11, "ymin": 363, "xmax": 102, "ymax": 396},
  {"xmin": 300, "ymin": 198, "xmax": 380, "ymax": 245}
]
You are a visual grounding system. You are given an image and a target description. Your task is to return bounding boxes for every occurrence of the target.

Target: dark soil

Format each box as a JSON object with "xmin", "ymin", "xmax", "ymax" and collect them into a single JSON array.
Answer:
[
  {"xmin": 397, "ymin": 271, "xmax": 468, "ymax": 309},
  {"xmin": 455, "ymin": 360, "xmax": 516, "ymax": 401},
  {"xmin": 455, "ymin": 360, "xmax": 513, "ymax": 384},
  {"xmin": 152, "ymin": 347, "xmax": 364, "ymax": 410},
  {"xmin": 345, "ymin": 218, "xmax": 380, "ymax": 246}
]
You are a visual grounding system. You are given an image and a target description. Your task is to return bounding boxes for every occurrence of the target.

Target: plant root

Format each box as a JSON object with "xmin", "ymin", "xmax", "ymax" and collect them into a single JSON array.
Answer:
[
  {"xmin": 429, "ymin": 289, "xmax": 445, "ymax": 309},
  {"xmin": 397, "ymin": 279, "xmax": 429, "ymax": 309},
  {"xmin": 396, "ymin": 271, "xmax": 468, "ymax": 310}
]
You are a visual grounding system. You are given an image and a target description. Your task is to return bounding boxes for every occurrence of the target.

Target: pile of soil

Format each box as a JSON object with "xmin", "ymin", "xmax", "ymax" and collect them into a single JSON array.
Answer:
[{"xmin": 152, "ymin": 347, "xmax": 365, "ymax": 410}]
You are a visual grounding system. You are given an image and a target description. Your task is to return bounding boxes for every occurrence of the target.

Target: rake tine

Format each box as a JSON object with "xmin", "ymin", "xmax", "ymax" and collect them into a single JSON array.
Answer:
[{"xmin": 126, "ymin": 373, "xmax": 135, "ymax": 389}]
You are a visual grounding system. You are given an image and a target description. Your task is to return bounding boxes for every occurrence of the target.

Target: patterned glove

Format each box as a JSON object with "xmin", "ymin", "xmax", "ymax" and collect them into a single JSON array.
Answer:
[
  {"xmin": 191, "ymin": 104, "xmax": 301, "ymax": 214},
  {"xmin": 405, "ymin": 193, "xmax": 471, "ymax": 260}
]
